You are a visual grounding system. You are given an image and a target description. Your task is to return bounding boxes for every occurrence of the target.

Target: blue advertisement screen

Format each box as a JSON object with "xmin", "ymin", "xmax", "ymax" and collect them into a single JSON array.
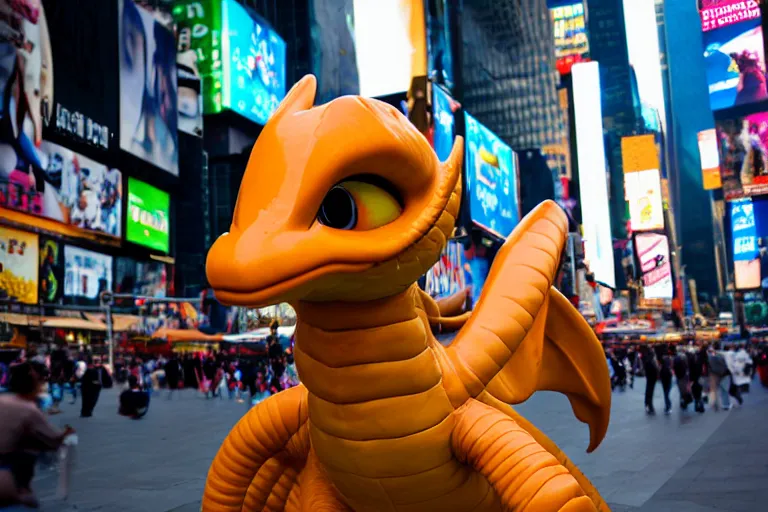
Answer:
[
  {"xmin": 464, "ymin": 112, "xmax": 520, "ymax": 238},
  {"xmin": 703, "ymin": 18, "xmax": 768, "ymax": 112},
  {"xmin": 432, "ymin": 85, "xmax": 455, "ymax": 162},
  {"xmin": 732, "ymin": 199, "xmax": 758, "ymax": 262},
  {"xmin": 224, "ymin": 0, "xmax": 287, "ymax": 125}
]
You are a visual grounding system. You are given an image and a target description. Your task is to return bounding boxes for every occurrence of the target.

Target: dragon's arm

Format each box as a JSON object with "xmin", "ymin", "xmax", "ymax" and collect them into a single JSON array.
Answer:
[{"xmin": 203, "ymin": 385, "xmax": 310, "ymax": 511}]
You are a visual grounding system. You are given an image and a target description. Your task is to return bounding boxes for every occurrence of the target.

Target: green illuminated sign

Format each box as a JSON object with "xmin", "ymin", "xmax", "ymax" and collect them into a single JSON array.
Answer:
[
  {"xmin": 173, "ymin": 0, "xmax": 224, "ymax": 114},
  {"xmin": 126, "ymin": 177, "xmax": 170, "ymax": 253}
]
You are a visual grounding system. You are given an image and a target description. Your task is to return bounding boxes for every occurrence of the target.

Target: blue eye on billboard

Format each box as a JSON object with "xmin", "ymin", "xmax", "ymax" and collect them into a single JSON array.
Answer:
[{"xmin": 463, "ymin": 112, "xmax": 520, "ymax": 239}]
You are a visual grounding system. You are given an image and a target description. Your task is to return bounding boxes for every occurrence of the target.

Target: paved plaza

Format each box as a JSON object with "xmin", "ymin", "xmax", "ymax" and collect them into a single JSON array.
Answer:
[{"xmin": 32, "ymin": 378, "xmax": 768, "ymax": 512}]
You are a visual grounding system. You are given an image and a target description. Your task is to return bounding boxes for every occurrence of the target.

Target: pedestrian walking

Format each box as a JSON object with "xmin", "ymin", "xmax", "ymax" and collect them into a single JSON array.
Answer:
[
  {"xmin": 707, "ymin": 344, "xmax": 731, "ymax": 411},
  {"xmin": 642, "ymin": 346, "xmax": 659, "ymax": 414},
  {"xmin": 674, "ymin": 347, "xmax": 693, "ymax": 410}
]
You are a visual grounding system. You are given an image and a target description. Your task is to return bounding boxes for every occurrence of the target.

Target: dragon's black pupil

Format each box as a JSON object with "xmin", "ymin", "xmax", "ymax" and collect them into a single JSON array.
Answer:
[{"xmin": 318, "ymin": 186, "xmax": 357, "ymax": 230}]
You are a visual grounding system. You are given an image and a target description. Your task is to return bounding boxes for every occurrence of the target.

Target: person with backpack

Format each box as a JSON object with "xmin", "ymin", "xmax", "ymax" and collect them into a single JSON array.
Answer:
[
  {"xmin": 707, "ymin": 343, "xmax": 731, "ymax": 411},
  {"xmin": 673, "ymin": 347, "xmax": 693, "ymax": 410}
]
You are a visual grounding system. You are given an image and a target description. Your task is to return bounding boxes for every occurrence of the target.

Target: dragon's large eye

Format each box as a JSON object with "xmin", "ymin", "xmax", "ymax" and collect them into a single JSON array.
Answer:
[{"xmin": 317, "ymin": 180, "xmax": 402, "ymax": 231}]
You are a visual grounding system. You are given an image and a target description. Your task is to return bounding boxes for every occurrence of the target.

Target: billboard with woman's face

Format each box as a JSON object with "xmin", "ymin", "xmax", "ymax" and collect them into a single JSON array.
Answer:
[{"xmin": 119, "ymin": 0, "xmax": 179, "ymax": 175}]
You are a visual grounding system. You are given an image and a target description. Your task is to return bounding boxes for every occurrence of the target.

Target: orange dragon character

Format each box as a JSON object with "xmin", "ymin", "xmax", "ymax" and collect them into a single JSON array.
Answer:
[{"xmin": 204, "ymin": 75, "xmax": 612, "ymax": 512}]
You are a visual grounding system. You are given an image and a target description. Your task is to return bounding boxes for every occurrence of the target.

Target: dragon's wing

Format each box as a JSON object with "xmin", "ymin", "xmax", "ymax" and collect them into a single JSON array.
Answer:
[{"xmin": 445, "ymin": 200, "xmax": 611, "ymax": 452}]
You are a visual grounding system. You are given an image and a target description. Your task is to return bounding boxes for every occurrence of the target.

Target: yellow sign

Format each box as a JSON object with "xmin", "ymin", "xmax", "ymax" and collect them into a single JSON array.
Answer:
[
  {"xmin": 621, "ymin": 134, "xmax": 660, "ymax": 174},
  {"xmin": 697, "ymin": 129, "xmax": 722, "ymax": 190},
  {"xmin": 0, "ymin": 226, "xmax": 39, "ymax": 304}
]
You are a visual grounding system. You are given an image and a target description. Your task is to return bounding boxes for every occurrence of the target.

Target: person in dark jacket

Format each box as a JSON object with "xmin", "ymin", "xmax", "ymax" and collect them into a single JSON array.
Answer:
[
  {"xmin": 658, "ymin": 345, "xmax": 674, "ymax": 414},
  {"xmin": 673, "ymin": 348, "xmax": 693, "ymax": 410},
  {"xmin": 80, "ymin": 358, "xmax": 110, "ymax": 417},
  {"xmin": 119, "ymin": 376, "xmax": 150, "ymax": 419},
  {"xmin": 164, "ymin": 356, "xmax": 182, "ymax": 398},
  {"xmin": 642, "ymin": 346, "xmax": 659, "ymax": 414},
  {"xmin": 687, "ymin": 349, "xmax": 705, "ymax": 413}
]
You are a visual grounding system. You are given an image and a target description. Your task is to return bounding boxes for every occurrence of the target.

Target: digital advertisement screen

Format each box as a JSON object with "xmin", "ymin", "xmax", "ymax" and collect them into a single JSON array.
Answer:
[
  {"xmin": 698, "ymin": 129, "xmax": 723, "ymax": 190},
  {"xmin": 0, "ymin": 141, "xmax": 122, "ymax": 237},
  {"xmin": 223, "ymin": 0, "xmax": 287, "ymax": 126},
  {"xmin": 39, "ymin": 237, "xmax": 64, "ymax": 305},
  {"xmin": 464, "ymin": 112, "xmax": 520, "ymax": 239},
  {"xmin": 40, "ymin": 0, "xmax": 120, "ymax": 151},
  {"xmin": 716, "ymin": 111, "xmax": 768, "ymax": 199},
  {"xmin": 177, "ymin": 50, "xmax": 204, "ymax": 137},
  {"xmin": 730, "ymin": 198, "xmax": 761, "ymax": 289},
  {"xmin": 424, "ymin": 241, "xmax": 466, "ymax": 299},
  {"xmin": 173, "ymin": 0, "xmax": 223, "ymax": 116},
  {"xmin": 432, "ymin": 85, "xmax": 456, "ymax": 163},
  {"xmin": 699, "ymin": 0, "xmax": 761, "ymax": 32},
  {"xmin": 0, "ymin": 227, "xmax": 39, "ymax": 305},
  {"xmin": 703, "ymin": 16, "xmax": 767, "ymax": 112},
  {"xmin": 623, "ymin": 0, "xmax": 667, "ymax": 136},
  {"xmin": 126, "ymin": 177, "xmax": 170, "ymax": 253},
  {"xmin": 173, "ymin": 0, "xmax": 287, "ymax": 126},
  {"xmin": 426, "ymin": 0, "xmax": 454, "ymax": 90},
  {"xmin": 119, "ymin": 0, "xmax": 179, "ymax": 175},
  {"xmin": 353, "ymin": 0, "xmax": 417, "ymax": 98},
  {"xmin": 551, "ymin": 2, "xmax": 590, "ymax": 75},
  {"xmin": 635, "ymin": 233, "xmax": 674, "ymax": 300},
  {"xmin": 63, "ymin": 245, "xmax": 113, "ymax": 305},
  {"xmin": 573, "ymin": 62, "xmax": 615, "ymax": 288},
  {"xmin": 116, "ymin": 257, "xmax": 167, "ymax": 298},
  {"xmin": 625, "ymin": 169, "xmax": 665, "ymax": 232}
]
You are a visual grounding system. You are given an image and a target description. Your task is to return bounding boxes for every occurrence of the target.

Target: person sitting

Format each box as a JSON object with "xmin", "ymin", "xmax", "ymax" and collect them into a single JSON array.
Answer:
[
  {"xmin": 119, "ymin": 376, "xmax": 150, "ymax": 419},
  {"xmin": 0, "ymin": 362, "xmax": 74, "ymax": 508}
]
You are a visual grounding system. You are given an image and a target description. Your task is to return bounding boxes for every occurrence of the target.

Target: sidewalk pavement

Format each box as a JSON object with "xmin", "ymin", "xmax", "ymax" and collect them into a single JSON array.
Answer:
[{"xmin": 32, "ymin": 375, "xmax": 768, "ymax": 512}]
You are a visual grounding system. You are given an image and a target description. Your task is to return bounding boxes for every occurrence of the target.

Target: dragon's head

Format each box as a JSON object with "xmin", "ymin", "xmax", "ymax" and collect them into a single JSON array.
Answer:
[{"xmin": 206, "ymin": 75, "xmax": 463, "ymax": 307}]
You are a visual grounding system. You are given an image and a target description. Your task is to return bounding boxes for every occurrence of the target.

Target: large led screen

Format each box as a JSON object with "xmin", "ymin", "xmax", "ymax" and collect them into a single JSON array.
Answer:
[
  {"xmin": 0, "ymin": 227, "xmax": 39, "ymax": 305},
  {"xmin": 223, "ymin": 0, "xmax": 287, "ymax": 125},
  {"xmin": 39, "ymin": 237, "xmax": 64, "ymax": 305},
  {"xmin": 63, "ymin": 245, "xmax": 113, "ymax": 305},
  {"xmin": 464, "ymin": 112, "xmax": 520, "ymax": 239},
  {"xmin": 115, "ymin": 257, "xmax": 167, "ymax": 298},
  {"xmin": 353, "ymin": 0, "xmax": 418, "ymax": 98},
  {"xmin": 432, "ymin": 85, "xmax": 456, "ymax": 163},
  {"xmin": 119, "ymin": 0, "xmax": 179, "ymax": 175},
  {"xmin": 572, "ymin": 62, "xmax": 615, "ymax": 288},
  {"xmin": 0, "ymin": 141, "xmax": 122, "ymax": 237},
  {"xmin": 624, "ymin": 169, "xmax": 665, "ymax": 232},
  {"xmin": 698, "ymin": 129, "xmax": 723, "ymax": 190},
  {"xmin": 177, "ymin": 50, "xmax": 204, "ymax": 137},
  {"xmin": 173, "ymin": 0, "xmax": 287, "ymax": 126},
  {"xmin": 126, "ymin": 177, "xmax": 170, "ymax": 253},
  {"xmin": 703, "ymin": 15, "xmax": 767, "ymax": 111},
  {"xmin": 716, "ymin": 111, "xmax": 768, "ymax": 199},
  {"xmin": 551, "ymin": 2, "xmax": 590, "ymax": 75},
  {"xmin": 730, "ymin": 198, "xmax": 760, "ymax": 289},
  {"xmin": 634, "ymin": 233, "xmax": 674, "ymax": 300}
]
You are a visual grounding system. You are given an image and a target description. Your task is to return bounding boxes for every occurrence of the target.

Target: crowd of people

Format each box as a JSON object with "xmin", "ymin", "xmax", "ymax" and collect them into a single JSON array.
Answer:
[{"xmin": 605, "ymin": 341, "xmax": 764, "ymax": 414}]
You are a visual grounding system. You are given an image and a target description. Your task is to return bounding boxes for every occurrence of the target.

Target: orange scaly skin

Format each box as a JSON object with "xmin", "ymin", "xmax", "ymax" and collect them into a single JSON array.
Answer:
[{"xmin": 203, "ymin": 75, "xmax": 612, "ymax": 512}]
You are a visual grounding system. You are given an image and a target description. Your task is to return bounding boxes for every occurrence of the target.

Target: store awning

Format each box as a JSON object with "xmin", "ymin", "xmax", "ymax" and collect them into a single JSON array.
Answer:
[
  {"xmin": 84, "ymin": 314, "xmax": 143, "ymax": 332},
  {"xmin": 40, "ymin": 317, "xmax": 107, "ymax": 331},
  {"xmin": 0, "ymin": 313, "xmax": 30, "ymax": 326},
  {"xmin": 152, "ymin": 327, "xmax": 224, "ymax": 343}
]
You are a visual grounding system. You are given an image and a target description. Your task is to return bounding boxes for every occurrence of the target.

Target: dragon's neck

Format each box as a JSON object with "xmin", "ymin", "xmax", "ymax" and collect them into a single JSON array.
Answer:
[{"xmin": 293, "ymin": 285, "xmax": 443, "ymax": 404}]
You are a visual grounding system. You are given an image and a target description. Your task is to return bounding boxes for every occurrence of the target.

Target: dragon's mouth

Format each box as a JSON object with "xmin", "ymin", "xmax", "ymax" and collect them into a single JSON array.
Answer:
[{"xmin": 212, "ymin": 261, "xmax": 374, "ymax": 307}]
